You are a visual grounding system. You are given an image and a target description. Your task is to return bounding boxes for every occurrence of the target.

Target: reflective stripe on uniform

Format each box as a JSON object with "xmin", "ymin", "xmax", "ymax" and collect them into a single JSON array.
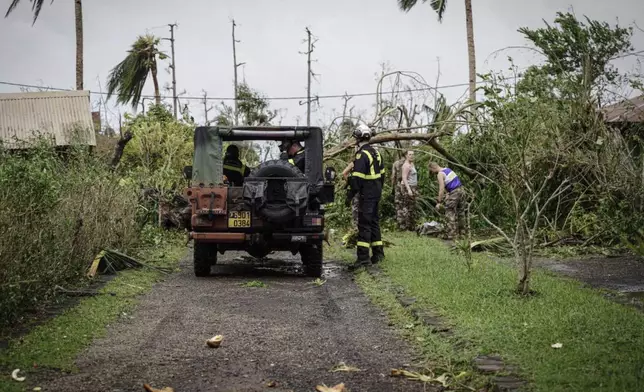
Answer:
[
  {"xmin": 357, "ymin": 241, "xmax": 370, "ymax": 248},
  {"xmin": 287, "ymin": 149, "xmax": 304, "ymax": 166},
  {"xmin": 351, "ymin": 148, "xmax": 384, "ymax": 180},
  {"xmin": 223, "ymin": 164, "xmax": 246, "ymax": 174},
  {"xmin": 371, "ymin": 241, "xmax": 383, "ymax": 246}
]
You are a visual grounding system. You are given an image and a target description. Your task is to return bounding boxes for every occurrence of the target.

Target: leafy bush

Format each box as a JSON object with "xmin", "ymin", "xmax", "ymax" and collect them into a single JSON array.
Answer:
[{"xmin": 0, "ymin": 142, "xmax": 140, "ymax": 328}]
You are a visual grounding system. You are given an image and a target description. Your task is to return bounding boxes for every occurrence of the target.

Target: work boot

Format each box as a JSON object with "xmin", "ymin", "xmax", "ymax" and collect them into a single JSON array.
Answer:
[
  {"xmin": 348, "ymin": 259, "xmax": 371, "ymax": 271},
  {"xmin": 371, "ymin": 246, "xmax": 385, "ymax": 264}
]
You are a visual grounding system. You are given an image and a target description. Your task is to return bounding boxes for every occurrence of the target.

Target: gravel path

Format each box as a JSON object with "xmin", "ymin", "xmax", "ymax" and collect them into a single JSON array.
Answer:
[{"xmin": 37, "ymin": 248, "xmax": 429, "ymax": 392}]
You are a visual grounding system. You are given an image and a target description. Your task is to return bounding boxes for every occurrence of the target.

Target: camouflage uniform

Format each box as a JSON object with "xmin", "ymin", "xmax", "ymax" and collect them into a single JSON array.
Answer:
[
  {"xmin": 351, "ymin": 194, "xmax": 359, "ymax": 228},
  {"xmin": 444, "ymin": 187, "xmax": 466, "ymax": 238},
  {"xmin": 397, "ymin": 183, "xmax": 418, "ymax": 231}
]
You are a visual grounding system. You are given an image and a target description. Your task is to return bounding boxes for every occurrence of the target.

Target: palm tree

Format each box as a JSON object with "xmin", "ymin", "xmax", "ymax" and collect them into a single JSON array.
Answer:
[
  {"xmin": 106, "ymin": 34, "xmax": 168, "ymax": 109},
  {"xmin": 397, "ymin": 0, "xmax": 476, "ymax": 102},
  {"xmin": 5, "ymin": 0, "xmax": 84, "ymax": 90}
]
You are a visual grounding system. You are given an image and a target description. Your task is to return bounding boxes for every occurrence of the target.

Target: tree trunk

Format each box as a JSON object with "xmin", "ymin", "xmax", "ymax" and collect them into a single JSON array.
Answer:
[
  {"xmin": 464, "ymin": 0, "xmax": 476, "ymax": 102},
  {"xmin": 110, "ymin": 131, "xmax": 133, "ymax": 169},
  {"xmin": 151, "ymin": 61, "xmax": 161, "ymax": 105},
  {"xmin": 74, "ymin": 0, "xmax": 83, "ymax": 90}
]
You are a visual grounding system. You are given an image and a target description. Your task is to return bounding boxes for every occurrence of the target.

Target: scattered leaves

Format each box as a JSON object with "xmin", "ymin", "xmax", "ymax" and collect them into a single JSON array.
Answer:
[
  {"xmin": 315, "ymin": 383, "xmax": 346, "ymax": 392},
  {"xmin": 390, "ymin": 369, "xmax": 450, "ymax": 386},
  {"xmin": 311, "ymin": 278, "xmax": 327, "ymax": 286},
  {"xmin": 330, "ymin": 362, "xmax": 361, "ymax": 372},
  {"xmin": 143, "ymin": 384, "xmax": 175, "ymax": 392},
  {"xmin": 206, "ymin": 335, "xmax": 224, "ymax": 348}
]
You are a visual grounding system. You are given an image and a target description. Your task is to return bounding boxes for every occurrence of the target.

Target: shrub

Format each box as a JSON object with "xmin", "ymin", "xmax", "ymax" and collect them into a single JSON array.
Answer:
[{"xmin": 0, "ymin": 141, "xmax": 140, "ymax": 328}]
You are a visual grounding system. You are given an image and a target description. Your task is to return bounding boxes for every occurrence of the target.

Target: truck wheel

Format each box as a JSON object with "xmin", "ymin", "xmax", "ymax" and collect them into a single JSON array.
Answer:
[
  {"xmin": 194, "ymin": 242, "xmax": 217, "ymax": 277},
  {"xmin": 301, "ymin": 241, "xmax": 323, "ymax": 278}
]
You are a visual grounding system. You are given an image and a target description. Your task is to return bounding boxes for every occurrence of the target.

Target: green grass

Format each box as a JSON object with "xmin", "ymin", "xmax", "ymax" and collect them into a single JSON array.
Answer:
[
  {"xmin": 240, "ymin": 280, "xmax": 268, "ymax": 288},
  {"xmin": 0, "ymin": 229, "xmax": 186, "ymax": 391},
  {"xmin": 336, "ymin": 232, "xmax": 644, "ymax": 392}
]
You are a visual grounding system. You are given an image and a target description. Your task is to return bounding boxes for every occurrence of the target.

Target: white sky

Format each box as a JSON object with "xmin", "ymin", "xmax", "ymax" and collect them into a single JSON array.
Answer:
[{"xmin": 1, "ymin": 0, "xmax": 643, "ymax": 130}]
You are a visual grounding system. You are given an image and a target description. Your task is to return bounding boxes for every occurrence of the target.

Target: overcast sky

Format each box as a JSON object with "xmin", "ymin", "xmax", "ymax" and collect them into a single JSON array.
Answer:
[{"xmin": 1, "ymin": 0, "xmax": 643, "ymax": 130}]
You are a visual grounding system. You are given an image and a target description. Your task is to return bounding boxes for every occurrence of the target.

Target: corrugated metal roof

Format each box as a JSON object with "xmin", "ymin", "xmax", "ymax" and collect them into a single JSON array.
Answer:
[
  {"xmin": 0, "ymin": 90, "xmax": 96, "ymax": 149},
  {"xmin": 601, "ymin": 94, "xmax": 644, "ymax": 123}
]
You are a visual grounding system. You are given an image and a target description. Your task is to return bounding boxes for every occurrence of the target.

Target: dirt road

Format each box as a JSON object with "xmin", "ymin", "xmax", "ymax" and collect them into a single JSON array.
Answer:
[{"xmin": 38, "ymin": 249, "xmax": 429, "ymax": 392}]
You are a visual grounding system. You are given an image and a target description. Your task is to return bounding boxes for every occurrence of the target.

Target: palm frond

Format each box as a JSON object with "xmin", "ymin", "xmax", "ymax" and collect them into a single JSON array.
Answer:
[
  {"xmin": 5, "ymin": 0, "xmax": 51, "ymax": 25},
  {"xmin": 106, "ymin": 34, "xmax": 163, "ymax": 109},
  {"xmin": 397, "ymin": 0, "xmax": 421, "ymax": 12},
  {"xmin": 430, "ymin": 0, "xmax": 447, "ymax": 21}
]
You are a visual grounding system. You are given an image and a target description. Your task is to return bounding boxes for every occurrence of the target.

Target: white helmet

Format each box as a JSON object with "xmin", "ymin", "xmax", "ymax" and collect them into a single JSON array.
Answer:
[{"xmin": 352, "ymin": 123, "xmax": 372, "ymax": 140}]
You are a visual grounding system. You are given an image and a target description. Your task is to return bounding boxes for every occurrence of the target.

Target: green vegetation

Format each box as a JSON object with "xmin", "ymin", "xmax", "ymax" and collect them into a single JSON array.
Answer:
[
  {"xmin": 336, "ymin": 233, "xmax": 644, "ymax": 391},
  {"xmin": 0, "ymin": 143, "xmax": 140, "ymax": 328},
  {"xmin": 240, "ymin": 280, "xmax": 268, "ymax": 288},
  {"xmin": 0, "ymin": 228, "xmax": 185, "ymax": 390}
]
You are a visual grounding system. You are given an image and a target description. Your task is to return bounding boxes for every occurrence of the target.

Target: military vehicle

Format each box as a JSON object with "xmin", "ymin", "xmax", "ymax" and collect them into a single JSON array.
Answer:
[{"xmin": 183, "ymin": 126, "xmax": 336, "ymax": 277}]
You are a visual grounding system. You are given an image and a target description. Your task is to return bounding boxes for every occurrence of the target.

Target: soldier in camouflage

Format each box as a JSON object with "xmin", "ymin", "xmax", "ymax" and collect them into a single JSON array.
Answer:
[{"xmin": 429, "ymin": 162, "xmax": 465, "ymax": 239}]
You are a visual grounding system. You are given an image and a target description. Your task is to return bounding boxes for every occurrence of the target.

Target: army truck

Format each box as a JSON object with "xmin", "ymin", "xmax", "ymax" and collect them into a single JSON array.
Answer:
[{"xmin": 183, "ymin": 126, "xmax": 336, "ymax": 278}]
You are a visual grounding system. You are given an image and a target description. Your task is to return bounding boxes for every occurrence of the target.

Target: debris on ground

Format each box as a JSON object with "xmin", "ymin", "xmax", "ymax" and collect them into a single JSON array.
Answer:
[
  {"xmin": 390, "ymin": 368, "xmax": 449, "ymax": 387},
  {"xmin": 143, "ymin": 384, "xmax": 175, "ymax": 392},
  {"xmin": 416, "ymin": 221, "xmax": 443, "ymax": 237},
  {"xmin": 310, "ymin": 278, "xmax": 327, "ymax": 287},
  {"xmin": 87, "ymin": 249, "xmax": 173, "ymax": 278},
  {"xmin": 551, "ymin": 342, "xmax": 563, "ymax": 349},
  {"xmin": 240, "ymin": 280, "xmax": 267, "ymax": 288},
  {"xmin": 330, "ymin": 362, "xmax": 361, "ymax": 372},
  {"xmin": 315, "ymin": 383, "xmax": 346, "ymax": 392},
  {"xmin": 264, "ymin": 380, "xmax": 278, "ymax": 387},
  {"xmin": 206, "ymin": 335, "xmax": 224, "ymax": 348},
  {"xmin": 11, "ymin": 368, "xmax": 25, "ymax": 382},
  {"xmin": 469, "ymin": 237, "xmax": 508, "ymax": 252}
]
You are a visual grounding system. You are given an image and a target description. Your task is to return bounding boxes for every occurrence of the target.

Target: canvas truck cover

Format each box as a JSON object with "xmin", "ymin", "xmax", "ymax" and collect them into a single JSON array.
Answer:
[
  {"xmin": 192, "ymin": 127, "xmax": 223, "ymax": 185},
  {"xmin": 191, "ymin": 126, "xmax": 325, "ymax": 194}
]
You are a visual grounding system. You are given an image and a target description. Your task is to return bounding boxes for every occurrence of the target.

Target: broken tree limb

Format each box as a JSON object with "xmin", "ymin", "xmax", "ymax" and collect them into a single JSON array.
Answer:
[
  {"xmin": 428, "ymin": 138, "xmax": 477, "ymax": 178},
  {"xmin": 323, "ymin": 130, "xmax": 450, "ymax": 160}
]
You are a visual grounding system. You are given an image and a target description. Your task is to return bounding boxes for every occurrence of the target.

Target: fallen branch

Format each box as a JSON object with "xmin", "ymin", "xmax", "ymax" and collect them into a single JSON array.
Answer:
[{"xmin": 323, "ymin": 130, "xmax": 449, "ymax": 160}]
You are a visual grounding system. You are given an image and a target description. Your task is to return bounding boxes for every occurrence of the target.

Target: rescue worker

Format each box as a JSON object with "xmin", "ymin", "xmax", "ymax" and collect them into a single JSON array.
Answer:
[
  {"xmin": 399, "ymin": 150, "xmax": 418, "ymax": 231},
  {"xmin": 346, "ymin": 124, "xmax": 385, "ymax": 270},
  {"xmin": 223, "ymin": 144, "xmax": 250, "ymax": 186},
  {"xmin": 279, "ymin": 140, "xmax": 306, "ymax": 173},
  {"xmin": 428, "ymin": 162, "xmax": 465, "ymax": 239}
]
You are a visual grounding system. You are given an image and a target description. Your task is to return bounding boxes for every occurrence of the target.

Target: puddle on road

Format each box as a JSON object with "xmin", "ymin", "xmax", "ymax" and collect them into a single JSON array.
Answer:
[{"xmin": 214, "ymin": 255, "xmax": 344, "ymax": 278}]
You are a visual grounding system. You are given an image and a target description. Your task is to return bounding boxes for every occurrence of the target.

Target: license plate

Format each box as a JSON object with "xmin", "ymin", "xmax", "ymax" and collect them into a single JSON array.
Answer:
[{"xmin": 228, "ymin": 210, "xmax": 251, "ymax": 228}]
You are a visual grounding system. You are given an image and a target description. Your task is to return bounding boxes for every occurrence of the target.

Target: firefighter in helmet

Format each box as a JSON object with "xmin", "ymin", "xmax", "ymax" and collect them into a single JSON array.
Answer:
[{"xmin": 345, "ymin": 123, "xmax": 385, "ymax": 270}]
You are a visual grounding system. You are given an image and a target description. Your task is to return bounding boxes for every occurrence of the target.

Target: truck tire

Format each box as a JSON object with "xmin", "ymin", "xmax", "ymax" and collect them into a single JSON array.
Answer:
[
  {"xmin": 194, "ymin": 242, "xmax": 217, "ymax": 277},
  {"xmin": 247, "ymin": 159, "xmax": 307, "ymax": 223},
  {"xmin": 301, "ymin": 240, "xmax": 323, "ymax": 278}
]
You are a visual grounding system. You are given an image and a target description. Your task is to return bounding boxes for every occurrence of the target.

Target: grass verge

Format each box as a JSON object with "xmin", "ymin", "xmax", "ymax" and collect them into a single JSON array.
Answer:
[
  {"xmin": 0, "ymin": 228, "xmax": 186, "ymax": 391},
  {"xmin": 335, "ymin": 231, "xmax": 644, "ymax": 392}
]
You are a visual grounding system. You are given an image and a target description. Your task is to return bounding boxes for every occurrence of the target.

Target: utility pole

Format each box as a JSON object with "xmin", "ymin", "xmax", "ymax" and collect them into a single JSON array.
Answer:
[
  {"xmin": 299, "ymin": 27, "xmax": 318, "ymax": 126},
  {"xmin": 165, "ymin": 23, "xmax": 178, "ymax": 119},
  {"xmin": 231, "ymin": 20, "xmax": 246, "ymax": 125},
  {"xmin": 202, "ymin": 90, "xmax": 214, "ymax": 125}
]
